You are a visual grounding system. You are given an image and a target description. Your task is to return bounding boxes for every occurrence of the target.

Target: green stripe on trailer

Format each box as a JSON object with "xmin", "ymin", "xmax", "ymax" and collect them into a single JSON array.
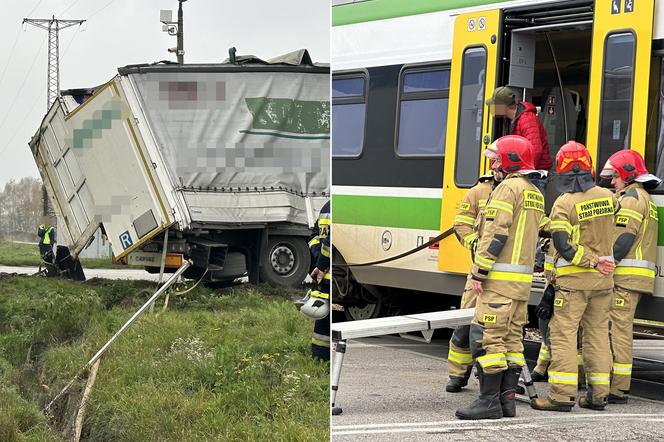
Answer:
[
  {"xmin": 332, "ymin": 0, "xmax": 506, "ymax": 26},
  {"xmin": 332, "ymin": 194, "xmax": 441, "ymax": 230}
]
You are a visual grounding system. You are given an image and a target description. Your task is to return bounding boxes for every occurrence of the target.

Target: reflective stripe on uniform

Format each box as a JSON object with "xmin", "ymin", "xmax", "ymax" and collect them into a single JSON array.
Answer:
[
  {"xmin": 538, "ymin": 345, "xmax": 551, "ymax": 362},
  {"xmin": 478, "ymin": 198, "xmax": 488, "ymax": 208},
  {"xmin": 635, "ymin": 217, "xmax": 648, "ymax": 260},
  {"xmin": 616, "ymin": 208, "xmax": 643, "ymax": 223},
  {"xmin": 492, "ymin": 263, "xmax": 533, "ymax": 274},
  {"xmin": 312, "ymin": 337, "xmax": 330, "ymax": 348},
  {"xmin": 577, "ymin": 353, "xmax": 584, "ymax": 366},
  {"xmin": 308, "ymin": 238, "xmax": 320, "ymax": 248},
  {"xmin": 612, "ymin": 362, "xmax": 632, "ymax": 375},
  {"xmin": 539, "ymin": 216, "xmax": 551, "ymax": 229},
  {"xmin": 318, "ymin": 218, "xmax": 331, "ymax": 226},
  {"xmin": 486, "ymin": 271, "xmax": 533, "ymax": 283},
  {"xmin": 548, "ymin": 371, "xmax": 578, "ymax": 385},
  {"xmin": 476, "ymin": 353, "xmax": 507, "ymax": 369},
  {"xmin": 455, "ymin": 214, "xmax": 476, "ymax": 225},
  {"xmin": 321, "ymin": 244, "xmax": 330, "ymax": 257},
  {"xmin": 511, "ymin": 211, "xmax": 527, "ymax": 265},
  {"xmin": 487, "ymin": 200, "xmax": 513, "ymax": 215},
  {"xmin": 571, "ymin": 245, "xmax": 585, "ymax": 266},
  {"xmin": 324, "ymin": 272, "xmax": 331, "ymax": 280},
  {"xmin": 614, "ymin": 267, "xmax": 655, "ymax": 278},
  {"xmin": 448, "ymin": 349, "xmax": 473, "ymax": 365},
  {"xmin": 506, "ymin": 352, "xmax": 526, "ymax": 366},
  {"xmin": 550, "ymin": 220, "xmax": 573, "ymax": 234},
  {"xmin": 311, "ymin": 291, "xmax": 329, "ymax": 300},
  {"xmin": 587, "ymin": 372, "xmax": 610, "ymax": 385},
  {"xmin": 617, "ymin": 259, "xmax": 656, "ymax": 270},
  {"xmin": 475, "ymin": 255, "xmax": 496, "ymax": 269},
  {"xmin": 463, "ymin": 232, "xmax": 479, "ymax": 249},
  {"xmin": 555, "ymin": 257, "xmax": 598, "ymax": 276}
]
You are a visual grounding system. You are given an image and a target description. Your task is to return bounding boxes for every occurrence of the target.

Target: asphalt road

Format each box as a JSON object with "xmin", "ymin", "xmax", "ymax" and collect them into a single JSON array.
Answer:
[{"xmin": 331, "ymin": 335, "xmax": 664, "ymax": 441}]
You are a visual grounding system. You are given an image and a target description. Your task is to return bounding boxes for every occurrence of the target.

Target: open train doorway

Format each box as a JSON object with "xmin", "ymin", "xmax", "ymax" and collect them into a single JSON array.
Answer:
[{"xmin": 498, "ymin": 3, "xmax": 595, "ymax": 210}]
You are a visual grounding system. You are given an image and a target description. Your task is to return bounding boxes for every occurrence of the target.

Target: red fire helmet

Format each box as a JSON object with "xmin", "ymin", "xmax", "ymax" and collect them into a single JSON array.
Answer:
[{"xmin": 556, "ymin": 141, "xmax": 593, "ymax": 174}]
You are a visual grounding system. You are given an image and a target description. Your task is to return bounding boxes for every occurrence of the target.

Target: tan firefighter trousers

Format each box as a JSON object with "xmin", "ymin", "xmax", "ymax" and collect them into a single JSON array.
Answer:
[
  {"xmin": 609, "ymin": 286, "xmax": 642, "ymax": 397},
  {"xmin": 448, "ymin": 286, "xmax": 478, "ymax": 377},
  {"xmin": 548, "ymin": 288, "xmax": 612, "ymax": 404}
]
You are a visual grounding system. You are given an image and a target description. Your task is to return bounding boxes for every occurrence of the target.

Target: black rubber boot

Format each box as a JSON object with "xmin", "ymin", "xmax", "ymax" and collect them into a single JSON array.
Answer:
[
  {"xmin": 608, "ymin": 393, "xmax": 628, "ymax": 404},
  {"xmin": 579, "ymin": 395, "xmax": 607, "ymax": 410},
  {"xmin": 446, "ymin": 365, "xmax": 473, "ymax": 393},
  {"xmin": 455, "ymin": 368, "xmax": 503, "ymax": 420},
  {"xmin": 531, "ymin": 370, "xmax": 548, "ymax": 382},
  {"xmin": 500, "ymin": 366, "xmax": 521, "ymax": 417}
]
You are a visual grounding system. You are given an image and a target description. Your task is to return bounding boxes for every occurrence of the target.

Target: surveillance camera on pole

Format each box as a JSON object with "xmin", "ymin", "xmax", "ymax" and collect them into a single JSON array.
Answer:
[{"xmin": 160, "ymin": 0, "xmax": 188, "ymax": 64}]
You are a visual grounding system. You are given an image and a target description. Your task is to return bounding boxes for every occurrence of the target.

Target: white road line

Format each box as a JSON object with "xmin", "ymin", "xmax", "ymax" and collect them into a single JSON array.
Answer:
[
  {"xmin": 333, "ymin": 413, "xmax": 664, "ymax": 430},
  {"xmin": 333, "ymin": 424, "xmax": 541, "ymax": 436}
]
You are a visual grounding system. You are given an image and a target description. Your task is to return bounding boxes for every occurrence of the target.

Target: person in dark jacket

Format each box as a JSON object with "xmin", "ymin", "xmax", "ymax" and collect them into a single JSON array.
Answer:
[{"xmin": 486, "ymin": 86, "xmax": 553, "ymax": 171}]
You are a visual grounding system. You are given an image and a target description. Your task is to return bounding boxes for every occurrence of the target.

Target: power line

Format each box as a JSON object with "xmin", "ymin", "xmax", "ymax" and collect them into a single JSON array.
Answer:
[
  {"xmin": 26, "ymin": 0, "xmax": 46, "ymax": 17},
  {"xmin": 0, "ymin": 91, "xmax": 44, "ymax": 159},
  {"xmin": 58, "ymin": 0, "xmax": 83, "ymax": 17},
  {"xmin": 0, "ymin": 36, "xmax": 47, "ymax": 134},
  {"xmin": 88, "ymin": 0, "xmax": 119, "ymax": 20},
  {"xmin": 0, "ymin": 25, "xmax": 23, "ymax": 92}
]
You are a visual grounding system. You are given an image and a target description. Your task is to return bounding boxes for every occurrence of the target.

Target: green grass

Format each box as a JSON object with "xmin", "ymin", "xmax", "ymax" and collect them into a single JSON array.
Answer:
[
  {"xmin": 0, "ymin": 242, "xmax": 135, "ymax": 269},
  {"xmin": 0, "ymin": 276, "xmax": 328, "ymax": 441}
]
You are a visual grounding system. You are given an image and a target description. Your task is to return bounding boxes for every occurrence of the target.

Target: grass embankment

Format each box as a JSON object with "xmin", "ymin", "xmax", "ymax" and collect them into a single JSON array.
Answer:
[
  {"xmin": 0, "ymin": 276, "xmax": 328, "ymax": 441},
  {"xmin": 0, "ymin": 242, "xmax": 133, "ymax": 269}
]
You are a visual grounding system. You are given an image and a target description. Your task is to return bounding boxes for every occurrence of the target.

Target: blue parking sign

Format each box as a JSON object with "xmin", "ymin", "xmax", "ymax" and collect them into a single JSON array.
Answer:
[{"xmin": 119, "ymin": 231, "xmax": 133, "ymax": 249}]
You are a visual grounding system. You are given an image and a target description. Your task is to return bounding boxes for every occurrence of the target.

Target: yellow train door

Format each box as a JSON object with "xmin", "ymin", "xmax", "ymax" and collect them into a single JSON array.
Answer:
[
  {"xmin": 438, "ymin": 9, "xmax": 501, "ymax": 274},
  {"xmin": 586, "ymin": 0, "xmax": 655, "ymax": 169}
]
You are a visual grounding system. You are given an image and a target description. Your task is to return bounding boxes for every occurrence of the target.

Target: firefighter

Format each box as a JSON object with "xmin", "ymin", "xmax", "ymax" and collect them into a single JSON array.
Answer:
[
  {"xmin": 600, "ymin": 150, "xmax": 661, "ymax": 404},
  {"xmin": 446, "ymin": 172, "xmax": 496, "ymax": 393},
  {"xmin": 38, "ymin": 221, "xmax": 56, "ymax": 263},
  {"xmin": 302, "ymin": 200, "xmax": 331, "ymax": 361},
  {"xmin": 532, "ymin": 141, "xmax": 617, "ymax": 412},
  {"xmin": 455, "ymin": 135, "xmax": 544, "ymax": 420}
]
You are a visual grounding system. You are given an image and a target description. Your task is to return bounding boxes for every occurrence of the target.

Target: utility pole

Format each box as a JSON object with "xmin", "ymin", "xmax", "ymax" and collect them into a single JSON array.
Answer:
[
  {"xmin": 23, "ymin": 16, "xmax": 84, "ymax": 217},
  {"xmin": 160, "ymin": 0, "xmax": 188, "ymax": 64},
  {"xmin": 23, "ymin": 16, "xmax": 85, "ymax": 110}
]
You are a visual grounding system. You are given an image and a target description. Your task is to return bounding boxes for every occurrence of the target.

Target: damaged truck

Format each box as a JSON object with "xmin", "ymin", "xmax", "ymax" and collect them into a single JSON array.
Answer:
[{"xmin": 29, "ymin": 50, "xmax": 330, "ymax": 286}]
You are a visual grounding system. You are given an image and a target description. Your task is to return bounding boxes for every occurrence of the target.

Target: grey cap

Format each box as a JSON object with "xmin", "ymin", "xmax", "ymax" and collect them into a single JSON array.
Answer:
[{"xmin": 485, "ymin": 86, "xmax": 518, "ymax": 106}]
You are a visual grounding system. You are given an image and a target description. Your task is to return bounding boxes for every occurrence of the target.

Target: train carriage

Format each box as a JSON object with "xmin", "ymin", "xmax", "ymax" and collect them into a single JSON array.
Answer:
[{"xmin": 331, "ymin": 0, "xmax": 664, "ymax": 326}]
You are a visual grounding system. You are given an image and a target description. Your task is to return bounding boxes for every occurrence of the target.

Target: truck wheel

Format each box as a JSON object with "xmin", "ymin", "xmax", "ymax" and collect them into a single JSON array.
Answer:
[
  {"xmin": 344, "ymin": 302, "xmax": 383, "ymax": 321},
  {"xmin": 259, "ymin": 236, "xmax": 310, "ymax": 287}
]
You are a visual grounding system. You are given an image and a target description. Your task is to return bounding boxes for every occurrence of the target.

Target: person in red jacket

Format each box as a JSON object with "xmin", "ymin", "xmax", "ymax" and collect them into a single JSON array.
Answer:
[{"xmin": 486, "ymin": 87, "xmax": 553, "ymax": 171}]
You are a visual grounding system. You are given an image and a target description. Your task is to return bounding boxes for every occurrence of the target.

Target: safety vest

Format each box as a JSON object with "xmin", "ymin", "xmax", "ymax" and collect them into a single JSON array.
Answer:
[
  {"xmin": 613, "ymin": 183, "xmax": 658, "ymax": 294},
  {"xmin": 40, "ymin": 224, "xmax": 54, "ymax": 245}
]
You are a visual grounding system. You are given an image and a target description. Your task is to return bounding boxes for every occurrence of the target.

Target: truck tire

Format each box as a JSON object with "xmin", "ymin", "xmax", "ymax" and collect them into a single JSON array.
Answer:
[
  {"xmin": 344, "ymin": 302, "xmax": 383, "ymax": 321},
  {"xmin": 259, "ymin": 236, "xmax": 310, "ymax": 287}
]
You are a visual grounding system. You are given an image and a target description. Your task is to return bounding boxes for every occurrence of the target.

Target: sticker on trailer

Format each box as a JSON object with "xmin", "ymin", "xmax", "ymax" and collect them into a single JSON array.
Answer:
[
  {"xmin": 119, "ymin": 231, "xmax": 134, "ymax": 249},
  {"xmin": 612, "ymin": 0, "xmax": 621, "ymax": 14},
  {"xmin": 468, "ymin": 18, "xmax": 476, "ymax": 32},
  {"xmin": 478, "ymin": 17, "xmax": 486, "ymax": 30}
]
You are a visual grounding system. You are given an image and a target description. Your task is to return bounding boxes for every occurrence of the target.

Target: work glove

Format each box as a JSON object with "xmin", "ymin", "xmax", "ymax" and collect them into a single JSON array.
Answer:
[{"xmin": 536, "ymin": 284, "xmax": 556, "ymax": 320}]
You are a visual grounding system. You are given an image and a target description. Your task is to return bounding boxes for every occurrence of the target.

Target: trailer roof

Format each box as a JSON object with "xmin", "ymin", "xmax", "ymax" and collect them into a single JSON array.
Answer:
[{"xmin": 118, "ymin": 49, "xmax": 329, "ymax": 75}]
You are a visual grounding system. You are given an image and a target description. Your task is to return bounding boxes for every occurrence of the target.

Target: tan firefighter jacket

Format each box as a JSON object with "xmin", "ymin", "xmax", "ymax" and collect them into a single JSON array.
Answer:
[
  {"xmin": 470, "ymin": 173, "xmax": 545, "ymax": 301},
  {"xmin": 550, "ymin": 185, "xmax": 617, "ymax": 291},
  {"xmin": 454, "ymin": 175, "xmax": 493, "ymax": 250},
  {"xmin": 613, "ymin": 182, "xmax": 659, "ymax": 294}
]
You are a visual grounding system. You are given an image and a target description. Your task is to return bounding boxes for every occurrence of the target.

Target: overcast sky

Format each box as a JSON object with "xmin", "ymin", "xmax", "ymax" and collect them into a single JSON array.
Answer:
[{"xmin": 0, "ymin": 0, "xmax": 330, "ymax": 186}]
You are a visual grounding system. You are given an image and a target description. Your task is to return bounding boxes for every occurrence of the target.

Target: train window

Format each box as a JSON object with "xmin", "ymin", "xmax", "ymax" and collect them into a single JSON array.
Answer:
[
  {"xmin": 332, "ymin": 75, "xmax": 367, "ymax": 157},
  {"xmin": 396, "ymin": 67, "xmax": 450, "ymax": 157},
  {"xmin": 454, "ymin": 47, "xmax": 487, "ymax": 187},
  {"xmin": 597, "ymin": 32, "xmax": 635, "ymax": 173}
]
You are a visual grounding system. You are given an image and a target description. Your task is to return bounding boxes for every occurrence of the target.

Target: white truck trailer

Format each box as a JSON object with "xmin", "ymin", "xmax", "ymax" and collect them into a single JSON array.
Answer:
[{"xmin": 29, "ymin": 50, "xmax": 330, "ymax": 286}]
